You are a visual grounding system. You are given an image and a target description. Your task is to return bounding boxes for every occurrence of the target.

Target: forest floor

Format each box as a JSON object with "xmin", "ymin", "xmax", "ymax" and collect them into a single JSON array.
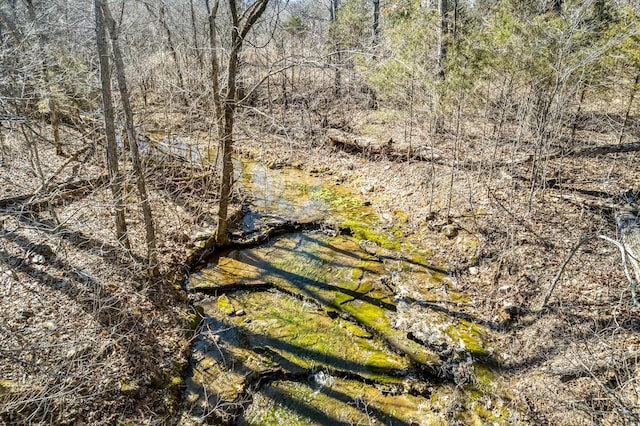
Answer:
[
  {"xmin": 232, "ymin": 106, "xmax": 640, "ymax": 425},
  {"xmin": 0, "ymin": 127, "xmax": 200, "ymax": 424},
  {"xmin": 1, "ymin": 102, "xmax": 639, "ymax": 424}
]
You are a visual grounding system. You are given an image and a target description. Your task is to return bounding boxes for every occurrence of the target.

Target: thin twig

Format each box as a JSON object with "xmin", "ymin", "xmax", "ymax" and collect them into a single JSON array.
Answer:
[{"xmin": 540, "ymin": 234, "xmax": 639, "ymax": 309}]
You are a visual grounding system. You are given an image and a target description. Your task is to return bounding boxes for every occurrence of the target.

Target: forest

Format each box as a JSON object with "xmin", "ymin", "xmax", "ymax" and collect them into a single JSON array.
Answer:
[{"xmin": 1, "ymin": 0, "xmax": 639, "ymax": 424}]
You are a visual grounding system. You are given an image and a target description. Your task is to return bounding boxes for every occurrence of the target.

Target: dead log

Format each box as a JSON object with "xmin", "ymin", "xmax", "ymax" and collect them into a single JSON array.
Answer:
[
  {"xmin": 326, "ymin": 128, "xmax": 445, "ymax": 163},
  {"xmin": 327, "ymin": 128, "xmax": 380, "ymax": 154},
  {"xmin": 0, "ymin": 175, "xmax": 108, "ymax": 210}
]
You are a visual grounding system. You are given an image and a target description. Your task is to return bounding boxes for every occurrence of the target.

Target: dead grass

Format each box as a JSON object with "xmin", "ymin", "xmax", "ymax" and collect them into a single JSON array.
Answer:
[
  {"xmin": 1, "ymin": 93, "xmax": 639, "ymax": 425},
  {"xmin": 234, "ymin": 101, "xmax": 640, "ymax": 425},
  {"xmin": 0, "ymin": 125, "xmax": 198, "ymax": 424}
]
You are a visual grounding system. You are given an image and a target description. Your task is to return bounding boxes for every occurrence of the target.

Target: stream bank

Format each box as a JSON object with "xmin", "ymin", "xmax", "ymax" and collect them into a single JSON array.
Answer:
[{"xmin": 180, "ymin": 159, "xmax": 517, "ymax": 425}]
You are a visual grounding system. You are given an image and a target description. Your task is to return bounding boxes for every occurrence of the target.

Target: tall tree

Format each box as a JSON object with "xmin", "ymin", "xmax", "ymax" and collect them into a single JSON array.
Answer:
[
  {"xmin": 205, "ymin": 0, "xmax": 223, "ymax": 141},
  {"xmin": 372, "ymin": 0, "xmax": 379, "ymax": 45},
  {"xmin": 433, "ymin": 0, "xmax": 449, "ymax": 133},
  {"xmin": 94, "ymin": 0, "xmax": 130, "ymax": 249},
  {"xmin": 214, "ymin": 0, "xmax": 270, "ymax": 244},
  {"xmin": 102, "ymin": 0, "xmax": 158, "ymax": 273}
]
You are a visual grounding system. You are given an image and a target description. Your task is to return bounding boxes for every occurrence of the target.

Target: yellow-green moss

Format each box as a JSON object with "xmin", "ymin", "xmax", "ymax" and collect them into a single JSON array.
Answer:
[
  {"xmin": 338, "ymin": 219, "xmax": 402, "ymax": 251},
  {"xmin": 217, "ymin": 294, "xmax": 236, "ymax": 316},
  {"xmin": 445, "ymin": 319, "xmax": 492, "ymax": 357}
]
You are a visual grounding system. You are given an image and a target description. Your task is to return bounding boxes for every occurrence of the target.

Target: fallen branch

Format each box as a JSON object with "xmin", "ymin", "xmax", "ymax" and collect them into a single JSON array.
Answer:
[
  {"xmin": 0, "ymin": 175, "xmax": 108, "ymax": 211},
  {"xmin": 540, "ymin": 226, "xmax": 640, "ymax": 310},
  {"xmin": 171, "ymin": 170, "xmax": 214, "ymax": 182}
]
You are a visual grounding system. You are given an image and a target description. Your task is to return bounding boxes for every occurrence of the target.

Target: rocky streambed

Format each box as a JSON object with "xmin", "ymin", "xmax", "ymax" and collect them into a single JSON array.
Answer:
[{"xmin": 181, "ymin": 161, "xmax": 516, "ymax": 425}]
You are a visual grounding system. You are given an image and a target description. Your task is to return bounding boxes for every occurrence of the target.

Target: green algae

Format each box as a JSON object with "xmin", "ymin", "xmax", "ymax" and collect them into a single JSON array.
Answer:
[
  {"xmin": 445, "ymin": 319, "xmax": 493, "ymax": 357},
  {"xmin": 216, "ymin": 294, "xmax": 236, "ymax": 315},
  {"xmin": 338, "ymin": 219, "xmax": 402, "ymax": 250},
  {"xmin": 185, "ymin": 289, "xmax": 414, "ymax": 421},
  {"xmin": 184, "ymin": 158, "xmax": 515, "ymax": 423},
  {"xmin": 228, "ymin": 291, "xmax": 409, "ymax": 380},
  {"xmin": 189, "ymin": 233, "xmax": 441, "ymax": 369},
  {"xmin": 238, "ymin": 376, "xmax": 433, "ymax": 426}
]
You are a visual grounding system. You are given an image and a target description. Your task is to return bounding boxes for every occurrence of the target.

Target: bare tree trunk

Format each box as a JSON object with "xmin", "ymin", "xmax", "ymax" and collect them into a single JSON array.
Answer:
[
  {"xmin": 144, "ymin": 1, "xmax": 187, "ymax": 104},
  {"xmin": 372, "ymin": 0, "xmax": 379, "ymax": 47},
  {"xmin": 433, "ymin": 0, "xmax": 448, "ymax": 133},
  {"xmin": 205, "ymin": 0, "xmax": 223, "ymax": 140},
  {"xmin": 102, "ymin": 1, "xmax": 158, "ymax": 273},
  {"xmin": 330, "ymin": 0, "xmax": 341, "ymax": 96},
  {"xmin": 214, "ymin": 0, "xmax": 269, "ymax": 245},
  {"xmin": 619, "ymin": 73, "xmax": 639, "ymax": 144},
  {"xmin": 50, "ymin": 99, "xmax": 62, "ymax": 156},
  {"xmin": 94, "ymin": 0, "xmax": 130, "ymax": 250},
  {"xmin": 571, "ymin": 85, "xmax": 587, "ymax": 143}
]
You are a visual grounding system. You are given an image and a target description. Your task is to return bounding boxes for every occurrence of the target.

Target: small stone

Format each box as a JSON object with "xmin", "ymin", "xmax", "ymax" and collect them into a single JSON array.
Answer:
[
  {"xmin": 468, "ymin": 266, "xmax": 479, "ymax": 276},
  {"xmin": 442, "ymin": 224, "xmax": 458, "ymax": 238},
  {"xmin": 31, "ymin": 254, "xmax": 45, "ymax": 265},
  {"xmin": 235, "ymin": 309, "xmax": 246, "ymax": 317},
  {"xmin": 42, "ymin": 321, "xmax": 56, "ymax": 330},
  {"xmin": 119, "ymin": 380, "xmax": 140, "ymax": 397},
  {"xmin": 192, "ymin": 231, "xmax": 210, "ymax": 242},
  {"xmin": 18, "ymin": 310, "xmax": 34, "ymax": 321},
  {"xmin": 498, "ymin": 285, "xmax": 511, "ymax": 292},
  {"xmin": 243, "ymin": 318, "xmax": 252, "ymax": 324}
]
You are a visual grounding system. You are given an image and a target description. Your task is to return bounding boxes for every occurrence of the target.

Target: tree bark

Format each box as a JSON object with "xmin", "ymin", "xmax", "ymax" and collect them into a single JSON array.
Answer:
[
  {"xmin": 372, "ymin": 0, "xmax": 380, "ymax": 46},
  {"xmin": 190, "ymin": 0, "xmax": 204, "ymax": 71},
  {"xmin": 205, "ymin": 0, "xmax": 224, "ymax": 140},
  {"xmin": 94, "ymin": 0, "xmax": 130, "ymax": 250},
  {"xmin": 102, "ymin": 1, "xmax": 158, "ymax": 273},
  {"xmin": 214, "ymin": 0, "xmax": 269, "ymax": 245},
  {"xmin": 619, "ymin": 73, "xmax": 639, "ymax": 144},
  {"xmin": 433, "ymin": 0, "xmax": 448, "ymax": 133},
  {"xmin": 329, "ymin": 0, "xmax": 341, "ymax": 96}
]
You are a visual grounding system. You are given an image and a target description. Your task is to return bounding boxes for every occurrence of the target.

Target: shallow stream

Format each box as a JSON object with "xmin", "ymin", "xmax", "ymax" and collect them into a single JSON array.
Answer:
[{"xmin": 183, "ymin": 161, "xmax": 514, "ymax": 425}]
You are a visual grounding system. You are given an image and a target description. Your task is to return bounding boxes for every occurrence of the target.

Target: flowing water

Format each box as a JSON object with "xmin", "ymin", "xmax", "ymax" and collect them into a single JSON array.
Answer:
[{"xmin": 182, "ymin": 160, "xmax": 514, "ymax": 425}]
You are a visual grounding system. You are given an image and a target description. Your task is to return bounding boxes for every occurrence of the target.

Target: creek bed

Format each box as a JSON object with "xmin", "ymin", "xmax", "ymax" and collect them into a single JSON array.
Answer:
[{"xmin": 182, "ymin": 162, "xmax": 514, "ymax": 425}]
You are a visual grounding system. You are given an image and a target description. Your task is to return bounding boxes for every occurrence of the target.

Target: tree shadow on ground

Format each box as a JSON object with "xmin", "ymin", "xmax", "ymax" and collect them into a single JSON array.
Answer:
[
  {"xmin": 0, "ymin": 212, "xmax": 180, "ymax": 422},
  {"xmin": 185, "ymin": 314, "xmax": 417, "ymax": 425}
]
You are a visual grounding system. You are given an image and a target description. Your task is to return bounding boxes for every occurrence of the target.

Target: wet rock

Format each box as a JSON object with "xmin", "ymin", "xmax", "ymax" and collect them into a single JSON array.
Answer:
[
  {"xmin": 216, "ymin": 295, "xmax": 235, "ymax": 316},
  {"xmin": 239, "ymin": 376, "xmax": 434, "ymax": 426}
]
